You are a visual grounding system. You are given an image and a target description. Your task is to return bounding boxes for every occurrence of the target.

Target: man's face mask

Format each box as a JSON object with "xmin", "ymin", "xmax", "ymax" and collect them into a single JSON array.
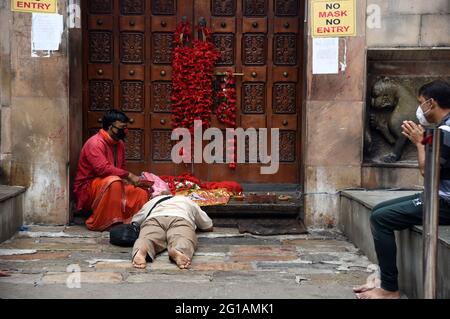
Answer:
[
  {"xmin": 111, "ymin": 125, "xmax": 128, "ymax": 140},
  {"xmin": 416, "ymin": 98, "xmax": 433, "ymax": 127}
]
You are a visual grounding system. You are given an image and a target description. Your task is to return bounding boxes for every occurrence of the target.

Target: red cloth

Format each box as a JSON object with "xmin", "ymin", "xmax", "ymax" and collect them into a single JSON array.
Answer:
[
  {"xmin": 73, "ymin": 129, "xmax": 129, "ymax": 211},
  {"xmin": 421, "ymin": 134, "xmax": 433, "ymax": 145},
  {"xmin": 202, "ymin": 181, "xmax": 242, "ymax": 194},
  {"xmin": 160, "ymin": 173, "xmax": 243, "ymax": 195}
]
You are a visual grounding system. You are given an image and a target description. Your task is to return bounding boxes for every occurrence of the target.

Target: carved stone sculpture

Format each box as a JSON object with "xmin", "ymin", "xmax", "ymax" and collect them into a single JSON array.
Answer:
[{"xmin": 365, "ymin": 77, "xmax": 418, "ymax": 162}]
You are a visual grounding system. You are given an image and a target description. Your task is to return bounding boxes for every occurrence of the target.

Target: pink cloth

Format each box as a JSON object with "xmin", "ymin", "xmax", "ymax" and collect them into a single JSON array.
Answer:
[{"xmin": 142, "ymin": 172, "xmax": 170, "ymax": 198}]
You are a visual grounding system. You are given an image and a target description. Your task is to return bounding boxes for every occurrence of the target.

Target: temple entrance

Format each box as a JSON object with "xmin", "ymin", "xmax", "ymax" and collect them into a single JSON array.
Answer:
[{"xmin": 82, "ymin": 0, "xmax": 304, "ymax": 183}]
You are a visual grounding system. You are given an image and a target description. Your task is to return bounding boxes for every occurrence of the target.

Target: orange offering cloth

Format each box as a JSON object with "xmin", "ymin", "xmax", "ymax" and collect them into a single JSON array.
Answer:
[
  {"xmin": 85, "ymin": 176, "xmax": 149, "ymax": 231},
  {"xmin": 176, "ymin": 188, "xmax": 232, "ymax": 207}
]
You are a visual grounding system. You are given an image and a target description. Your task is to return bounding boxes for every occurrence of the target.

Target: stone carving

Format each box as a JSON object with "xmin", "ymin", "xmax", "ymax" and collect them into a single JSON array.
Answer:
[{"xmin": 365, "ymin": 77, "xmax": 418, "ymax": 163}]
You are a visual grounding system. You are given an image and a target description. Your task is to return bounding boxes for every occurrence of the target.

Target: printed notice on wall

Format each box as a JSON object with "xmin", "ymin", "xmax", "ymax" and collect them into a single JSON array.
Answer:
[
  {"xmin": 31, "ymin": 13, "xmax": 63, "ymax": 55},
  {"xmin": 312, "ymin": 37, "xmax": 339, "ymax": 74},
  {"xmin": 311, "ymin": 0, "xmax": 356, "ymax": 37},
  {"xmin": 11, "ymin": 0, "xmax": 57, "ymax": 13}
]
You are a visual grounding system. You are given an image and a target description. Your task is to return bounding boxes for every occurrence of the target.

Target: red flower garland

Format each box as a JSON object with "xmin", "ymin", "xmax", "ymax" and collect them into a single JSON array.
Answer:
[
  {"xmin": 216, "ymin": 70, "xmax": 238, "ymax": 169},
  {"xmin": 171, "ymin": 21, "xmax": 220, "ymax": 132},
  {"xmin": 216, "ymin": 70, "xmax": 237, "ymax": 127},
  {"xmin": 171, "ymin": 21, "xmax": 238, "ymax": 169}
]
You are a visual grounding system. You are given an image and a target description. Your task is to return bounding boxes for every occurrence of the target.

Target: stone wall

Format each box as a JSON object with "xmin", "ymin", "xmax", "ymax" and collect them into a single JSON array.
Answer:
[
  {"xmin": 0, "ymin": 0, "xmax": 70, "ymax": 225},
  {"xmin": 303, "ymin": 0, "xmax": 450, "ymax": 227},
  {"xmin": 366, "ymin": 0, "xmax": 450, "ymax": 47}
]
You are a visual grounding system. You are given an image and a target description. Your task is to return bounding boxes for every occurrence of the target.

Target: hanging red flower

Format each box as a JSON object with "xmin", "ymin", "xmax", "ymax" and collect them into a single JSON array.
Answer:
[
  {"xmin": 216, "ymin": 70, "xmax": 238, "ymax": 169},
  {"xmin": 171, "ymin": 21, "xmax": 220, "ymax": 132}
]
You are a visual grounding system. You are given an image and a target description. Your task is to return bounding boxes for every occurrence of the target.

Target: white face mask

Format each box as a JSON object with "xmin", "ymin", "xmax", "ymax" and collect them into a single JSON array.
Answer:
[
  {"xmin": 416, "ymin": 99, "xmax": 433, "ymax": 126},
  {"xmin": 416, "ymin": 106, "xmax": 431, "ymax": 126}
]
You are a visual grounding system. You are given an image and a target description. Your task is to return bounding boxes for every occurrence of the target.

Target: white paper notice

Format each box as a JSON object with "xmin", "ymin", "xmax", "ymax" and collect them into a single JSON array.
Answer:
[
  {"xmin": 31, "ymin": 13, "xmax": 64, "ymax": 52},
  {"xmin": 312, "ymin": 37, "xmax": 339, "ymax": 74}
]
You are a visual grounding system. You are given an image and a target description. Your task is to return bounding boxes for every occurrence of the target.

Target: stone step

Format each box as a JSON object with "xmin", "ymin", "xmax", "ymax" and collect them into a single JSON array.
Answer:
[
  {"xmin": 72, "ymin": 185, "xmax": 303, "ymax": 226},
  {"xmin": 0, "ymin": 185, "xmax": 26, "ymax": 243},
  {"xmin": 340, "ymin": 190, "xmax": 450, "ymax": 299},
  {"xmin": 204, "ymin": 184, "xmax": 303, "ymax": 219}
]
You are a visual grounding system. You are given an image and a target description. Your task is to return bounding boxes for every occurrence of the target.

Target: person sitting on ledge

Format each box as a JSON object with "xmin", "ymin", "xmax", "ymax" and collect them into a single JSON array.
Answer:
[
  {"xmin": 73, "ymin": 110, "xmax": 149, "ymax": 231},
  {"xmin": 354, "ymin": 80, "xmax": 450, "ymax": 299}
]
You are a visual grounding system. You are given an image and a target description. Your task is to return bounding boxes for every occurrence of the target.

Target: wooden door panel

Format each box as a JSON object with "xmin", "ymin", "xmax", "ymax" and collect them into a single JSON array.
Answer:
[
  {"xmin": 119, "ymin": 65, "xmax": 145, "ymax": 80},
  {"xmin": 83, "ymin": 0, "xmax": 303, "ymax": 183},
  {"xmin": 274, "ymin": 17, "xmax": 298, "ymax": 32},
  {"xmin": 151, "ymin": 66, "xmax": 172, "ymax": 80},
  {"xmin": 149, "ymin": 0, "xmax": 180, "ymax": 175},
  {"xmin": 151, "ymin": 16, "xmax": 177, "ymax": 31},
  {"xmin": 242, "ymin": 17, "xmax": 268, "ymax": 33},
  {"xmin": 272, "ymin": 115, "xmax": 297, "ymax": 130},
  {"xmin": 150, "ymin": 114, "xmax": 171, "ymax": 129},
  {"xmin": 88, "ymin": 16, "xmax": 113, "ymax": 30},
  {"xmin": 272, "ymin": 67, "xmax": 297, "ymax": 81},
  {"xmin": 119, "ymin": 16, "xmax": 145, "ymax": 31},
  {"xmin": 211, "ymin": 17, "xmax": 236, "ymax": 33},
  {"xmin": 151, "ymin": 81, "xmax": 172, "ymax": 113},
  {"xmin": 120, "ymin": 0, "xmax": 145, "ymax": 15}
]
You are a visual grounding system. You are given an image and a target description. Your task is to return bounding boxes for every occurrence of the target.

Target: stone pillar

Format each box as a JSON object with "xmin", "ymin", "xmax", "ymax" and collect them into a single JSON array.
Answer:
[
  {"xmin": 0, "ymin": 0, "xmax": 13, "ymax": 184},
  {"xmin": 8, "ymin": 0, "xmax": 70, "ymax": 224},
  {"xmin": 303, "ymin": 0, "xmax": 367, "ymax": 227}
]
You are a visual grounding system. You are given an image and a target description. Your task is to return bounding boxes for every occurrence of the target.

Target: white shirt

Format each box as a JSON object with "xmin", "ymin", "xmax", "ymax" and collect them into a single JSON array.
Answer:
[{"xmin": 131, "ymin": 195, "xmax": 213, "ymax": 230}]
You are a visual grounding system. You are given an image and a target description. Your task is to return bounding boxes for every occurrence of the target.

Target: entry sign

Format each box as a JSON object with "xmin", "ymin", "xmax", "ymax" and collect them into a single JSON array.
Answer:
[
  {"xmin": 11, "ymin": 0, "xmax": 57, "ymax": 14},
  {"xmin": 312, "ymin": 0, "xmax": 356, "ymax": 37}
]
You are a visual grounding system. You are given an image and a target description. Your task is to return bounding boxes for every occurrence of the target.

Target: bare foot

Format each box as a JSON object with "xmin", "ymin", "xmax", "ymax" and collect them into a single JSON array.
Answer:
[
  {"xmin": 353, "ymin": 283, "xmax": 375, "ymax": 293},
  {"xmin": 356, "ymin": 288, "xmax": 401, "ymax": 299},
  {"xmin": 132, "ymin": 249, "xmax": 148, "ymax": 269},
  {"xmin": 353, "ymin": 277, "xmax": 380, "ymax": 293},
  {"xmin": 168, "ymin": 248, "xmax": 191, "ymax": 269}
]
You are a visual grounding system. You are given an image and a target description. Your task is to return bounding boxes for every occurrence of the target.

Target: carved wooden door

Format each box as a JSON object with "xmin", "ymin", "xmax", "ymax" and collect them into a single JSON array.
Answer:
[{"xmin": 83, "ymin": 0, "xmax": 303, "ymax": 183}]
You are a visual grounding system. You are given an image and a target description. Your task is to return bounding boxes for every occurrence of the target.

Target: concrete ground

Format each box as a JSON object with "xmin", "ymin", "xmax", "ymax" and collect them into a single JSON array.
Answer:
[{"xmin": 0, "ymin": 225, "xmax": 378, "ymax": 299}]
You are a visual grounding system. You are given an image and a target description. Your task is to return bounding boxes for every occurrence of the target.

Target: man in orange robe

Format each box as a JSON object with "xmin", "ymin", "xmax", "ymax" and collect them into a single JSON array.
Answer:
[{"xmin": 73, "ymin": 110, "xmax": 149, "ymax": 231}]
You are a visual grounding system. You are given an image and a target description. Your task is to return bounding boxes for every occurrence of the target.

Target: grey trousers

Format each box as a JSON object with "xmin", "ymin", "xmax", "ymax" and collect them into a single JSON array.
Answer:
[{"xmin": 132, "ymin": 216, "xmax": 197, "ymax": 262}]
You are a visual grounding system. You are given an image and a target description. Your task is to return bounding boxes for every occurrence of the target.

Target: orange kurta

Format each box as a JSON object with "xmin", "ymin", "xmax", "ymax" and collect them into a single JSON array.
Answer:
[{"xmin": 74, "ymin": 129, "xmax": 149, "ymax": 231}]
